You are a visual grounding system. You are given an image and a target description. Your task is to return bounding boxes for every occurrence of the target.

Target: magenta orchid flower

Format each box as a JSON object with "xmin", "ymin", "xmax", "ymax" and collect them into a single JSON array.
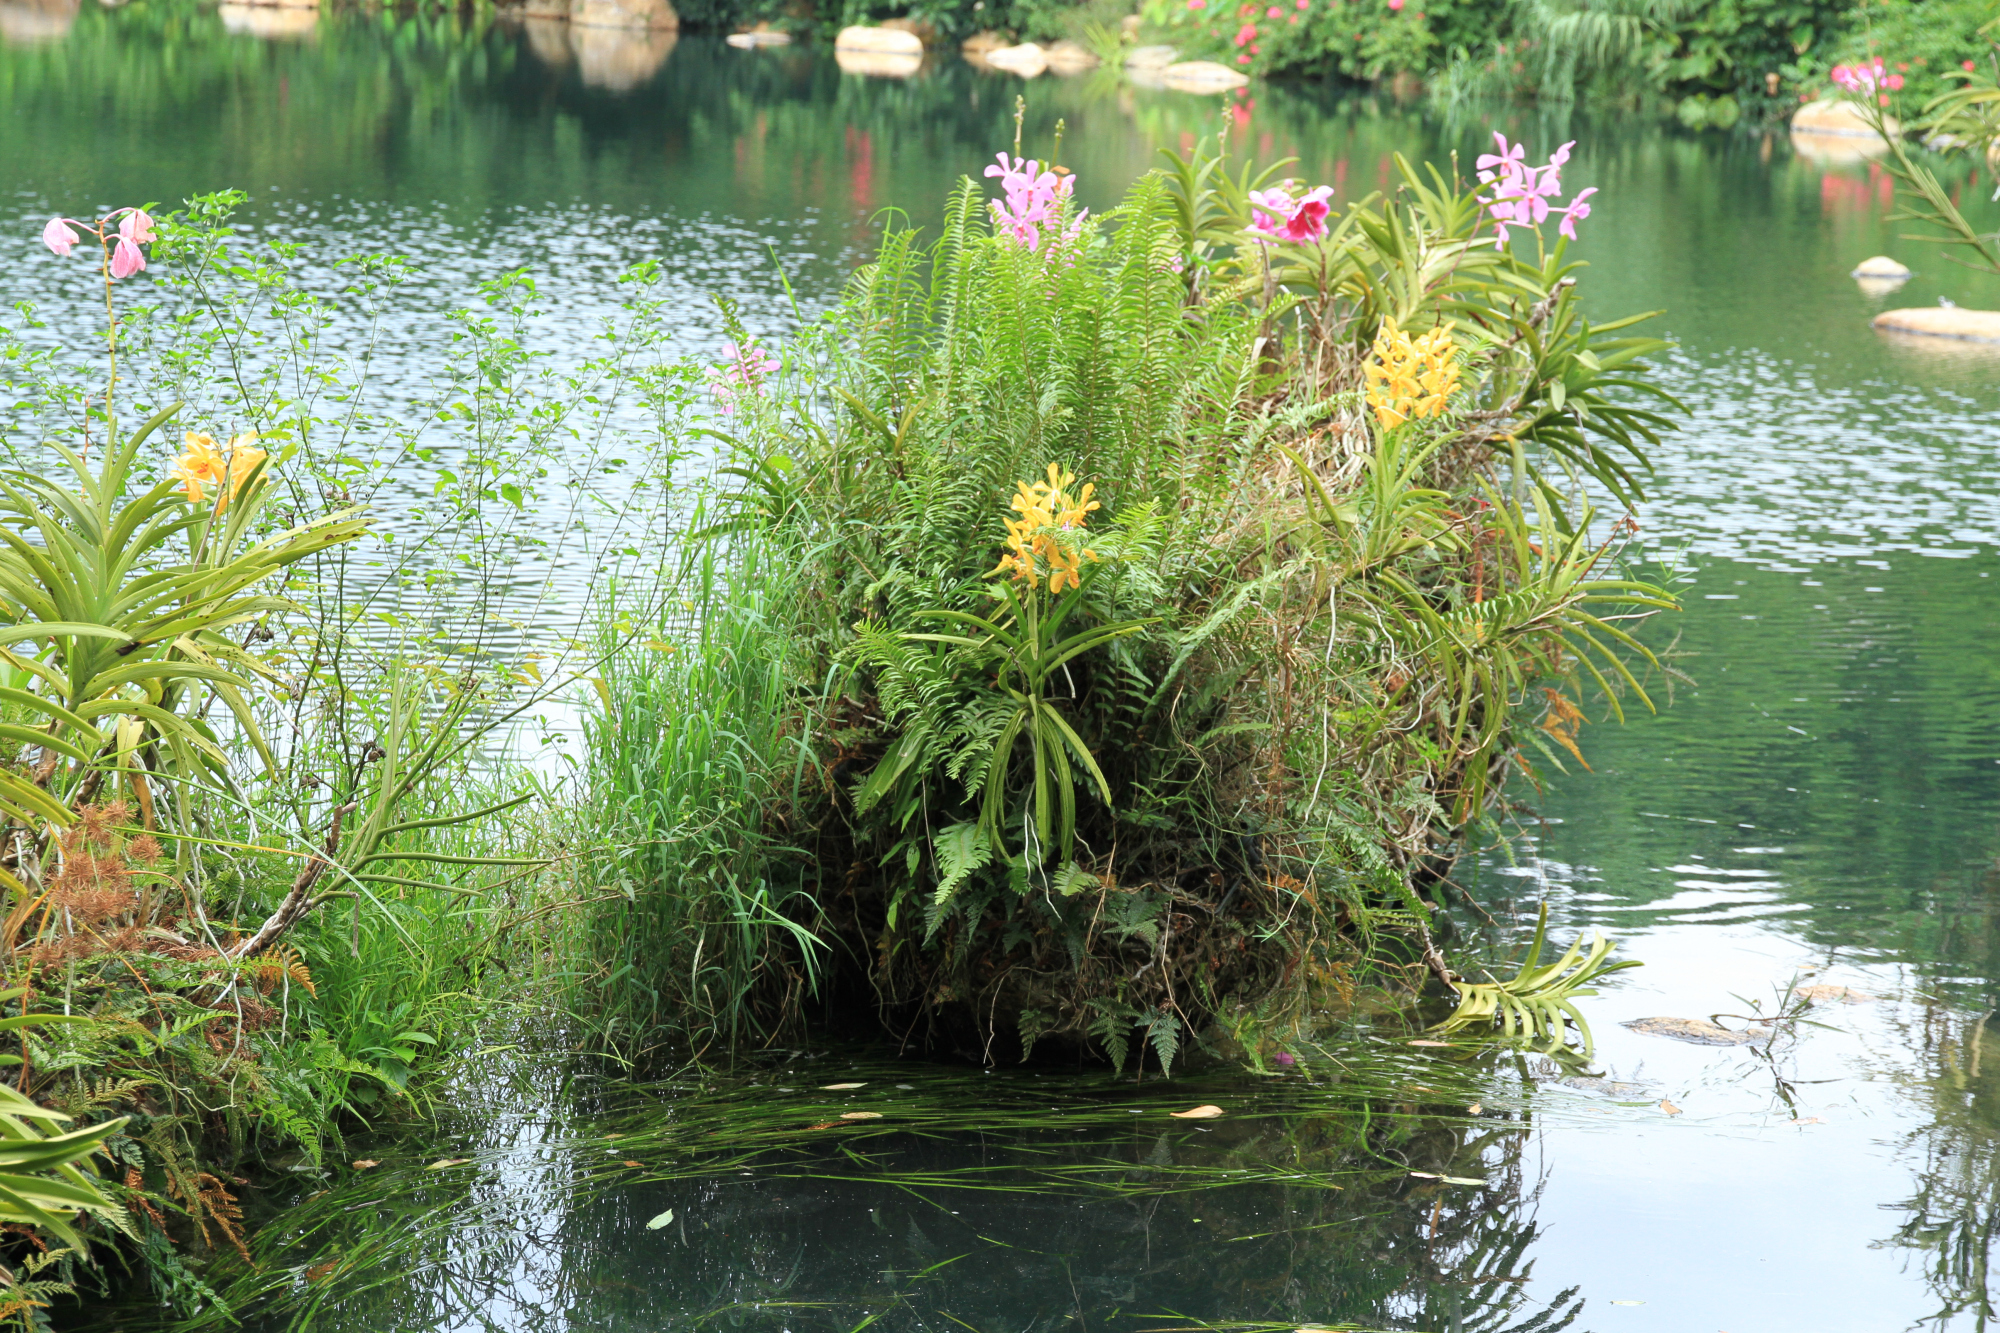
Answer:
[
  {"xmin": 1247, "ymin": 181, "xmax": 1335, "ymax": 243},
  {"xmin": 39, "ymin": 206, "xmax": 157, "ymax": 280}
]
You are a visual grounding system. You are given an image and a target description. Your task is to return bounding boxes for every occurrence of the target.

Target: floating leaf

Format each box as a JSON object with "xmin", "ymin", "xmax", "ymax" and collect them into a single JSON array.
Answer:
[
  {"xmin": 305, "ymin": 1260, "xmax": 339, "ymax": 1284},
  {"xmin": 806, "ymin": 1121, "xmax": 840, "ymax": 1130},
  {"xmin": 425, "ymin": 1158, "xmax": 470, "ymax": 1170},
  {"xmin": 1659, "ymin": 1098, "xmax": 1682, "ymax": 1116},
  {"xmin": 1466, "ymin": 1103, "xmax": 1483, "ymax": 1115},
  {"xmin": 621, "ymin": 1160, "xmax": 644, "ymax": 1167},
  {"xmin": 645, "ymin": 1209, "xmax": 675, "ymax": 1230},
  {"xmin": 1170, "ymin": 1105, "xmax": 1224, "ymax": 1119},
  {"xmin": 350, "ymin": 1160, "xmax": 379, "ymax": 1170},
  {"xmin": 821, "ymin": 1082, "xmax": 867, "ymax": 1090},
  {"xmin": 840, "ymin": 1110, "xmax": 884, "ymax": 1120}
]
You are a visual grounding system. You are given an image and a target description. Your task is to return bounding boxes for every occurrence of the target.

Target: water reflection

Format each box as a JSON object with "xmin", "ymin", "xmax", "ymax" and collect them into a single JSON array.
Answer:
[{"xmin": 0, "ymin": 0, "xmax": 73, "ymax": 45}]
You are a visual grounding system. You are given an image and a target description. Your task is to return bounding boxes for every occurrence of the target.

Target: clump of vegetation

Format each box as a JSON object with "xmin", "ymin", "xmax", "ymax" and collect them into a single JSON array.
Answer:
[{"xmin": 588, "ymin": 123, "xmax": 1676, "ymax": 1072}]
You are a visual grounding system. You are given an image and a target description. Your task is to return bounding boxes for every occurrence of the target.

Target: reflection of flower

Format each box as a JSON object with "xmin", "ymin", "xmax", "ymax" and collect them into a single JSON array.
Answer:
[
  {"xmin": 1363, "ymin": 320, "xmax": 1460, "ymax": 430},
  {"xmin": 172, "ymin": 431, "xmax": 267, "ymax": 509},
  {"xmin": 990, "ymin": 463, "xmax": 1100, "ymax": 594}
]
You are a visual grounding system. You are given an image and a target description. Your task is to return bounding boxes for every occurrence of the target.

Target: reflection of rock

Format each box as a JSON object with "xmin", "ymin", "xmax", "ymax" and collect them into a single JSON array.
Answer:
[
  {"xmin": 1872, "ymin": 306, "xmax": 2000, "ymax": 344},
  {"xmin": 984, "ymin": 43, "xmax": 1048, "ymax": 77},
  {"xmin": 1044, "ymin": 39, "xmax": 1097, "ymax": 72},
  {"xmin": 834, "ymin": 45, "xmax": 922, "ymax": 78},
  {"xmin": 0, "ymin": 0, "xmax": 77, "ymax": 44},
  {"xmin": 522, "ymin": 16, "xmax": 570, "ymax": 65},
  {"xmin": 834, "ymin": 24, "xmax": 922, "ymax": 54},
  {"xmin": 1125, "ymin": 43, "xmax": 1175, "ymax": 70},
  {"xmin": 571, "ymin": 0, "xmax": 676, "ymax": 28},
  {"xmin": 218, "ymin": 2, "xmax": 318, "ymax": 36},
  {"xmin": 1158, "ymin": 59, "xmax": 1248, "ymax": 92},
  {"xmin": 571, "ymin": 22, "xmax": 675, "ymax": 88},
  {"xmin": 725, "ymin": 26, "xmax": 789, "ymax": 47}
]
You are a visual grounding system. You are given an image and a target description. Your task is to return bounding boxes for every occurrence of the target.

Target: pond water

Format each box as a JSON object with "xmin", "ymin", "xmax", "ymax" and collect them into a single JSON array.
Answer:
[{"xmin": 10, "ymin": 7, "xmax": 2000, "ymax": 1332}]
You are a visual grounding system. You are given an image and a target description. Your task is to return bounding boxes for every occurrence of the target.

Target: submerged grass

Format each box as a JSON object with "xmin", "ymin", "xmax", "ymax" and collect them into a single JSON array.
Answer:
[{"xmin": 122, "ymin": 1029, "xmax": 1595, "ymax": 1333}]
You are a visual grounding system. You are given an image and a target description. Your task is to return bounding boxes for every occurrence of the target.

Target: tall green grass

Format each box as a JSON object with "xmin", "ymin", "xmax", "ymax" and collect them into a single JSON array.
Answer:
[{"xmin": 583, "ymin": 533, "xmax": 827, "ymax": 1063}]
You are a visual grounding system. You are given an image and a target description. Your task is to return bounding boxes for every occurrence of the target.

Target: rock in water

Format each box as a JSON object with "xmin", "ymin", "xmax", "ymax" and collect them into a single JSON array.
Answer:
[
  {"xmin": 1623, "ymin": 1016, "xmax": 1769, "ymax": 1046},
  {"xmin": 833, "ymin": 24, "xmax": 923, "ymax": 54},
  {"xmin": 1791, "ymin": 98, "xmax": 1900, "ymax": 140},
  {"xmin": 960, "ymin": 29, "xmax": 1005, "ymax": 57},
  {"xmin": 1851, "ymin": 255, "xmax": 1912, "ymax": 279},
  {"xmin": 984, "ymin": 43, "xmax": 1050, "ymax": 77},
  {"xmin": 1157, "ymin": 60, "xmax": 1250, "ymax": 92},
  {"xmin": 1872, "ymin": 307, "xmax": 2000, "ymax": 343}
]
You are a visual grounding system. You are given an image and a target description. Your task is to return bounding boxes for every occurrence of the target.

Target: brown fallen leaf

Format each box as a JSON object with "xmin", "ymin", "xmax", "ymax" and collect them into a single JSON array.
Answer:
[
  {"xmin": 350, "ymin": 1159, "xmax": 380, "ymax": 1170},
  {"xmin": 305, "ymin": 1260, "xmax": 339, "ymax": 1284},
  {"xmin": 840, "ymin": 1110, "xmax": 884, "ymax": 1120},
  {"xmin": 1796, "ymin": 984, "xmax": 1876, "ymax": 1005},
  {"xmin": 806, "ymin": 1121, "xmax": 840, "ymax": 1130},
  {"xmin": 821, "ymin": 1082, "xmax": 867, "ymax": 1090},
  {"xmin": 425, "ymin": 1158, "xmax": 471, "ymax": 1171},
  {"xmin": 1660, "ymin": 1098, "xmax": 1682, "ymax": 1116},
  {"xmin": 621, "ymin": 1160, "xmax": 644, "ymax": 1167},
  {"xmin": 1170, "ymin": 1105, "xmax": 1224, "ymax": 1119},
  {"xmin": 1408, "ymin": 1039, "xmax": 1451, "ymax": 1047},
  {"xmin": 1467, "ymin": 1103, "xmax": 1483, "ymax": 1116}
]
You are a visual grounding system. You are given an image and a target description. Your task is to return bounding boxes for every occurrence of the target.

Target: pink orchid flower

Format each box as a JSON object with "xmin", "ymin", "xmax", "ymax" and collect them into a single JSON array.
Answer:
[
  {"xmin": 985, "ymin": 152, "xmax": 1081, "ymax": 253},
  {"xmin": 1247, "ymin": 182, "xmax": 1336, "ymax": 243},
  {"xmin": 1475, "ymin": 132, "xmax": 1526, "ymax": 185},
  {"xmin": 709, "ymin": 338, "xmax": 780, "ymax": 415},
  {"xmin": 1557, "ymin": 186, "xmax": 1596, "ymax": 240},
  {"xmin": 41, "ymin": 218, "xmax": 79, "ymax": 257},
  {"xmin": 40, "ymin": 207, "xmax": 156, "ymax": 279}
]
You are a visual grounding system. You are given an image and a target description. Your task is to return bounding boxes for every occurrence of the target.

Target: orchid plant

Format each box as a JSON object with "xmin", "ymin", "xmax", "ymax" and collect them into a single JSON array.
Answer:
[{"xmin": 985, "ymin": 152, "xmax": 1086, "ymax": 255}]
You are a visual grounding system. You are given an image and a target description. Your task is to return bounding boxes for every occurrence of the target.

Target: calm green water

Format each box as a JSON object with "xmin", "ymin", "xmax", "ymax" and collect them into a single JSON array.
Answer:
[{"xmin": 10, "ymin": 7, "xmax": 2000, "ymax": 1331}]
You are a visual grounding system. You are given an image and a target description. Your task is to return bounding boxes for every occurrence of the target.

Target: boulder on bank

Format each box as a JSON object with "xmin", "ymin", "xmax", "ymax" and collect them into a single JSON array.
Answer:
[
  {"xmin": 1158, "ymin": 59, "xmax": 1249, "ymax": 92},
  {"xmin": 834, "ymin": 24, "xmax": 923, "ymax": 54},
  {"xmin": 961, "ymin": 28, "xmax": 1005, "ymax": 56},
  {"xmin": 1872, "ymin": 306, "xmax": 2000, "ymax": 343}
]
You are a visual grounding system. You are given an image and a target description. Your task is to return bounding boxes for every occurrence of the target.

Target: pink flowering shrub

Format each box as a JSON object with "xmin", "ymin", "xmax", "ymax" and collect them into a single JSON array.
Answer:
[{"xmin": 1141, "ymin": 0, "xmax": 1447, "ymax": 81}]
